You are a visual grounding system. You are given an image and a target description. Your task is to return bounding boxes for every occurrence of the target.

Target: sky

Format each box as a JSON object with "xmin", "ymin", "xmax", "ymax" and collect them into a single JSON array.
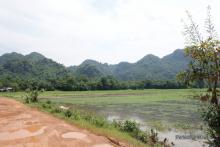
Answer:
[{"xmin": 0, "ymin": 0, "xmax": 220, "ymax": 66}]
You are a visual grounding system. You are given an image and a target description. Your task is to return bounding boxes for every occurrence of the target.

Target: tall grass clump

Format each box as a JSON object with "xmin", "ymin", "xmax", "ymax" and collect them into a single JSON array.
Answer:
[
  {"xmin": 113, "ymin": 120, "xmax": 158, "ymax": 144},
  {"xmin": 24, "ymin": 88, "xmax": 43, "ymax": 103}
]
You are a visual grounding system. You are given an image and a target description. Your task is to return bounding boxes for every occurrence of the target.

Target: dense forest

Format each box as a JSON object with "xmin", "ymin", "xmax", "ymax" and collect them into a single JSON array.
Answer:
[
  {"xmin": 69, "ymin": 49, "xmax": 190, "ymax": 81},
  {"xmin": 0, "ymin": 50, "xmax": 191, "ymax": 91}
]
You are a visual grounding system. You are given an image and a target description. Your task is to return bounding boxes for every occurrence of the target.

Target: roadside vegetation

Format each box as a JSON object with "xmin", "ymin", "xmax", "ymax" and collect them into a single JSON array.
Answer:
[
  {"xmin": 25, "ymin": 97, "xmax": 160, "ymax": 146},
  {"xmin": 178, "ymin": 6, "xmax": 220, "ymax": 146},
  {"xmin": 24, "ymin": 87, "xmax": 43, "ymax": 103},
  {"xmin": 36, "ymin": 100, "xmax": 161, "ymax": 146}
]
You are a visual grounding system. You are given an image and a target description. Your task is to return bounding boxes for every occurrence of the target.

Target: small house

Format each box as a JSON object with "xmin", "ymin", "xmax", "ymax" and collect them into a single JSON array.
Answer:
[{"xmin": 0, "ymin": 87, "xmax": 13, "ymax": 92}]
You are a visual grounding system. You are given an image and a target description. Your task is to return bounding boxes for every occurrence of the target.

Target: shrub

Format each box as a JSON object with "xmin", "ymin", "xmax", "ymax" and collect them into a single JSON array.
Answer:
[
  {"xmin": 136, "ymin": 131, "xmax": 148, "ymax": 144},
  {"xmin": 41, "ymin": 103, "xmax": 47, "ymax": 108},
  {"xmin": 72, "ymin": 110, "xmax": 81, "ymax": 120},
  {"xmin": 64, "ymin": 110, "xmax": 72, "ymax": 118},
  {"xmin": 24, "ymin": 88, "xmax": 43, "ymax": 103},
  {"xmin": 112, "ymin": 120, "xmax": 151, "ymax": 143},
  {"xmin": 123, "ymin": 120, "xmax": 139, "ymax": 133},
  {"xmin": 201, "ymin": 104, "xmax": 220, "ymax": 146},
  {"xmin": 112, "ymin": 120, "xmax": 123, "ymax": 129},
  {"xmin": 46, "ymin": 100, "xmax": 51, "ymax": 104},
  {"xmin": 149, "ymin": 129, "xmax": 159, "ymax": 144},
  {"xmin": 93, "ymin": 117, "xmax": 106, "ymax": 127},
  {"xmin": 52, "ymin": 107, "xmax": 62, "ymax": 113}
]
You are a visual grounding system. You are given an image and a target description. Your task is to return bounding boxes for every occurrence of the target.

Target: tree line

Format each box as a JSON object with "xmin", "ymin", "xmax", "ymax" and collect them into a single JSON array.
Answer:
[{"xmin": 0, "ymin": 74, "xmax": 189, "ymax": 91}]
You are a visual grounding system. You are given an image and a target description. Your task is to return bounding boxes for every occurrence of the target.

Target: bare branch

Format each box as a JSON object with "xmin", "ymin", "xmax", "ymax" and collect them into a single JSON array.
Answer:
[{"xmin": 205, "ymin": 6, "xmax": 217, "ymax": 40}]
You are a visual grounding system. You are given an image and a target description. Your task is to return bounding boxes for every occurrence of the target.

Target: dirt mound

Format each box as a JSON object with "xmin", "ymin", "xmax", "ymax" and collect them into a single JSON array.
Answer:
[{"xmin": 0, "ymin": 97, "xmax": 121, "ymax": 147}]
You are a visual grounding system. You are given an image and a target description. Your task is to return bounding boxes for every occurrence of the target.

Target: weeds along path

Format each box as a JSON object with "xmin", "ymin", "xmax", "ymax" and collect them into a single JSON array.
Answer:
[{"xmin": 0, "ymin": 97, "xmax": 123, "ymax": 147}]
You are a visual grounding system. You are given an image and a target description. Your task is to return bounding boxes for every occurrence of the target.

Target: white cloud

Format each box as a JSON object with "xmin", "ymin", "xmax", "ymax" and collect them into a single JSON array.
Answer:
[{"xmin": 0, "ymin": 0, "xmax": 219, "ymax": 66}]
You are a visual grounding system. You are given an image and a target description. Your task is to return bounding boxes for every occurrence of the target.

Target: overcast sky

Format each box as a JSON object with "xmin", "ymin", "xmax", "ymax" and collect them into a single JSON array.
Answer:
[{"xmin": 0, "ymin": 0, "xmax": 219, "ymax": 66}]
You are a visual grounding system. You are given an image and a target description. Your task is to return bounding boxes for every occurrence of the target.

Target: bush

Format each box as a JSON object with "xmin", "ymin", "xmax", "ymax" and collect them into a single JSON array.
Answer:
[
  {"xmin": 64, "ymin": 110, "xmax": 72, "ymax": 118},
  {"xmin": 149, "ymin": 129, "xmax": 158, "ymax": 144},
  {"xmin": 52, "ymin": 107, "xmax": 62, "ymax": 113},
  {"xmin": 201, "ymin": 104, "xmax": 220, "ymax": 146},
  {"xmin": 123, "ymin": 120, "xmax": 139, "ymax": 133},
  {"xmin": 24, "ymin": 88, "xmax": 43, "ymax": 103},
  {"xmin": 46, "ymin": 100, "xmax": 51, "ymax": 104},
  {"xmin": 72, "ymin": 110, "xmax": 81, "ymax": 120},
  {"xmin": 41, "ymin": 103, "xmax": 47, "ymax": 108},
  {"xmin": 136, "ymin": 131, "xmax": 149, "ymax": 144},
  {"xmin": 93, "ymin": 117, "xmax": 106, "ymax": 127},
  {"xmin": 113, "ymin": 120, "xmax": 160, "ymax": 144},
  {"xmin": 41, "ymin": 103, "xmax": 51, "ymax": 109}
]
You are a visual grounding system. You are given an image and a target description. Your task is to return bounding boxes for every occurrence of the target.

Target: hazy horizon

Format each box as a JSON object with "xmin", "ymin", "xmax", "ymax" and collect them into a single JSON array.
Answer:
[{"xmin": 0, "ymin": 0, "xmax": 219, "ymax": 66}]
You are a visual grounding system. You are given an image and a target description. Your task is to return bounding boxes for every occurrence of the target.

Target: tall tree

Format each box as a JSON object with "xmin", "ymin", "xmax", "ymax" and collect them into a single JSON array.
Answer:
[
  {"xmin": 180, "ymin": 6, "xmax": 220, "ymax": 104},
  {"xmin": 179, "ymin": 6, "xmax": 220, "ymax": 146}
]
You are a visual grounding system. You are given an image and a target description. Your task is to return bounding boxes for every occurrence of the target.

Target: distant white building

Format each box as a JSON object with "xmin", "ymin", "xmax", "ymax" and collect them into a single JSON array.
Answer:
[{"xmin": 0, "ymin": 87, "xmax": 13, "ymax": 92}]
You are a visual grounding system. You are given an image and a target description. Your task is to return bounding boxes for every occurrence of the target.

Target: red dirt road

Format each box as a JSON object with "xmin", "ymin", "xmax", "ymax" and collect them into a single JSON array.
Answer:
[{"xmin": 0, "ymin": 97, "xmax": 124, "ymax": 147}]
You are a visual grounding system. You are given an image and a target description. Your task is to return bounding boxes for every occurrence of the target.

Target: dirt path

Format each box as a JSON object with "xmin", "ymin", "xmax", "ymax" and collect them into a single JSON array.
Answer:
[{"xmin": 0, "ymin": 97, "xmax": 125, "ymax": 147}]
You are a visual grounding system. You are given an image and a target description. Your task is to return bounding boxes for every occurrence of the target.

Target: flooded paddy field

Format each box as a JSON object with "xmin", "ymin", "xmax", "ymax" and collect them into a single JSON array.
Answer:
[{"xmin": 37, "ymin": 89, "xmax": 203, "ymax": 129}]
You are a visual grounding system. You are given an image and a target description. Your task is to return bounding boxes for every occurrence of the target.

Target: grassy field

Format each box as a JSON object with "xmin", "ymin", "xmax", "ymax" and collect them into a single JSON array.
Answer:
[{"xmin": 0, "ymin": 89, "xmax": 205, "ymax": 131}]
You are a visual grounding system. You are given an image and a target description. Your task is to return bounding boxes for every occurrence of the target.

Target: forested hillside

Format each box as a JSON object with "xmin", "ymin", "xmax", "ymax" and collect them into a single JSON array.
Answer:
[
  {"xmin": 68, "ymin": 49, "xmax": 189, "ymax": 81},
  {"xmin": 0, "ymin": 52, "xmax": 69, "ymax": 90},
  {"xmin": 0, "ymin": 49, "xmax": 189, "ymax": 90}
]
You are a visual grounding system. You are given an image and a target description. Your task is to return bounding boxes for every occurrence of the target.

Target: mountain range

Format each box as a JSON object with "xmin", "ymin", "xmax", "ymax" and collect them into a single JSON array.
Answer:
[
  {"xmin": 0, "ymin": 52, "xmax": 68, "ymax": 81},
  {"xmin": 68, "ymin": 49, "xmax": 189, "ymax": 81},
  {"xmin": 0, "ymin": 49, "xmax": 189, "ymax": 82}
]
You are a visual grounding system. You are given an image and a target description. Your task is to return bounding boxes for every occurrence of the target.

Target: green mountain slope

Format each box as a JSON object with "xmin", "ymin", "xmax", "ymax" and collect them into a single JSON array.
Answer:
[
  {"xmin": 68, "ymin": 49, "xmax": 189, "ymax": 81},
  {"xmin": 0, "ymin": 52, "xmax": 68, "ymax": 82},
  {"xmin": 0, "ymin": 49, "xmax": 189, "ymax": 85}
]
